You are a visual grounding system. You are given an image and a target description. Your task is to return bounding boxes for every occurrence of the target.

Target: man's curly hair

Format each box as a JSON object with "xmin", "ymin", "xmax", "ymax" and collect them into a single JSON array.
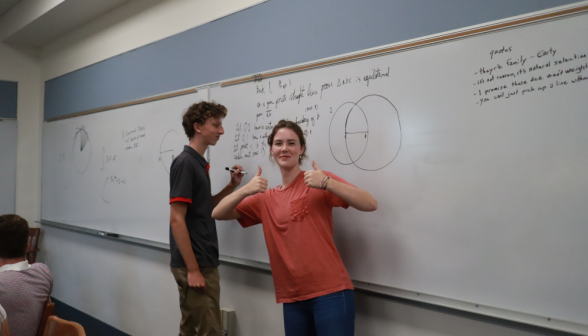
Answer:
[{"xmin": 182, "ymin": 101, "xmax": 228, "ymax": 139}]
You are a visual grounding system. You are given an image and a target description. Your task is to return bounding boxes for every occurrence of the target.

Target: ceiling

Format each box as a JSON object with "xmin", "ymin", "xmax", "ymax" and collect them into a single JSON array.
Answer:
[
  {"xmin": 0, "ymin": 0, "xmax": 21, "ymax": 17},
  {"xmin": 0, "ymin": 0, "xmax": 131, "ymax": 47}
]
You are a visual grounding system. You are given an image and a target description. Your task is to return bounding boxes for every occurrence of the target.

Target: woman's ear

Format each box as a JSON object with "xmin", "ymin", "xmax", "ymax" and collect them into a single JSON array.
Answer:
[{"xmin": 300, "ymin": 146, "xmax": 305, "ymax": 155}]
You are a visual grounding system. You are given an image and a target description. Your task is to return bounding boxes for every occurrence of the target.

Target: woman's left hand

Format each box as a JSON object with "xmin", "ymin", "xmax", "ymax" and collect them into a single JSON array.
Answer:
[{"xmin": 304, "ymin": 160, "xmax": 326, "ymax": 189}]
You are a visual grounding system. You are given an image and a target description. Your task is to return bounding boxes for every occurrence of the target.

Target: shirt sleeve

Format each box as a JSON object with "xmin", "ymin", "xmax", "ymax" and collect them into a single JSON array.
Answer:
[
  {"xmin": 169, "ymin": 158, "xmax": 193, "ymax": 204},
  {"xmin": 235, "ymin": 194, "xmax": 263, "ymax": 228},
  {"xmin": 323, "ymin": 171, "xmax": 356, "ymax": 208}
]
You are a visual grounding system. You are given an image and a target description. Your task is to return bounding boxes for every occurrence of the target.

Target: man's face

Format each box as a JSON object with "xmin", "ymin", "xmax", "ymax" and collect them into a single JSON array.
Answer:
[{"xmin": 195, "ymin": 117, "xmax": 224, "ymax": 146}]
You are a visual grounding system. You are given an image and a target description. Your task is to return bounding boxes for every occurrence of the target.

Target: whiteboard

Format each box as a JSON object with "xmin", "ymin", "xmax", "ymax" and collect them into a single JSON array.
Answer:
[
  {"xmin": 41, "ymin": 91, "xmax": 207, "ymax": 243},
  {"xmin": 0, "ymin": 120, "xmax": 17, "ymax": 214},
  {"xmin": 209, "ymin": 14, "xmax": 588, "ymax": 325}
]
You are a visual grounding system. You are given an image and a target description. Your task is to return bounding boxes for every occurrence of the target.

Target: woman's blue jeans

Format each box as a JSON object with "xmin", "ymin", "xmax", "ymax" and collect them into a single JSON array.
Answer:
[{"xmin": 283, "ymin": 289, "xmax": 355, "ymax": 336}]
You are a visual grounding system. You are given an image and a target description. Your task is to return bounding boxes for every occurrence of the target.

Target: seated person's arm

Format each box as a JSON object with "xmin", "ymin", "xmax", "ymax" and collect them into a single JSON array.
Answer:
[
  {"xmin": 0, "ymin": 305, "xmax": 9, "ymax": 336},
  {"xmin": 1, "ymin": 319, "xmax": 10, "ymax": 336}
]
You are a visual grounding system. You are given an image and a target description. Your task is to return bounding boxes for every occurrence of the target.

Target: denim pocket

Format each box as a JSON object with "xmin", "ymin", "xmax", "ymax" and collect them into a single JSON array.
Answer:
[{"xmin": 290, "ymin": 196, "xmax": 308, "ymax": 222}]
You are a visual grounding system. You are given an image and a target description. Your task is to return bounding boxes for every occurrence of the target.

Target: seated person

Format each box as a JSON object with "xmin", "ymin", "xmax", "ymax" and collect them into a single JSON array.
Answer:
[
  {"xmin": 0, "ymin": 215, "xmax": 52, "ymax": 336},
  {"xmin": 0, "ymin": 303, "xmax": 9, "ymax": 336}
]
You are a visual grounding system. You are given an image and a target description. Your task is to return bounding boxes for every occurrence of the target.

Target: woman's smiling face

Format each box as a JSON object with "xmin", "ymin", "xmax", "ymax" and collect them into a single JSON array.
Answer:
[{"xmin": 271, "ymin": 128, "xmax": 305, "ymax": 168}]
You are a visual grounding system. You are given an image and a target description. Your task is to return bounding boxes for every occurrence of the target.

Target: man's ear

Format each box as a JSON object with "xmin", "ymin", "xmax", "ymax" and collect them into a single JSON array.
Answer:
[{"xmin": 193, "ymin": 122, "xmax": 201, "ymax": 134}]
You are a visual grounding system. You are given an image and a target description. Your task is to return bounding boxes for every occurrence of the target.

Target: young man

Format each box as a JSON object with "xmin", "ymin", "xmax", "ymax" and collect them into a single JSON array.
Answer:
[
  {"xmin": 0, "ymin": 214, "xmax": 53, "ymax": 336},
  {"xmin": 169, "ymin": 101, "xmax": 244, "ymax": 336}
]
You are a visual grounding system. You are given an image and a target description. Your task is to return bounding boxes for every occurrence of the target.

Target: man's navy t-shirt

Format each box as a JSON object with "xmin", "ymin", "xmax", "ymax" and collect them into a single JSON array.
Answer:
[{"xmin": 169, "ymin": 145, "xmax": 219, "ymax": 268}]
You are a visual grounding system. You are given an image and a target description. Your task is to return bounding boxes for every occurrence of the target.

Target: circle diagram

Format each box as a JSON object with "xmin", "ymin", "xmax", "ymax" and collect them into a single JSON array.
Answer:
[
  {"xmin": 329, "ymin": 95, "xmax": 401, "ymax": 171},
  {"xmin": 160, "ymin": 130, "xmax": 184, "ymax": 174},
  {"xmin": 72, "ymin": 126, "xmax": 91, "ymax": 174}
]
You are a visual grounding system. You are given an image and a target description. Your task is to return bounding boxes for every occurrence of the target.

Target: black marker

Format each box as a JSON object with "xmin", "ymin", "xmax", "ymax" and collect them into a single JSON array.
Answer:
[{"xmin": 226, "ymin": 167, "xmax": 247, "ymax": 175}]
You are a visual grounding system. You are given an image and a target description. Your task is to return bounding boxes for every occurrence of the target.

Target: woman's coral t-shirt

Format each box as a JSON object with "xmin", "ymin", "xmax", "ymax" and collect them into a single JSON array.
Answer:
[{"xmin": 235, "ymin": 171, "xmax": 355, "ymax": 303}]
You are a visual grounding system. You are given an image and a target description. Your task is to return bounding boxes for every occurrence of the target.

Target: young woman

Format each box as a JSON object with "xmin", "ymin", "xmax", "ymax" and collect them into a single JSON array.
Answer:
[{"xmin": 212, "ymin": 120, "xmax": 377, "ymax": 336}]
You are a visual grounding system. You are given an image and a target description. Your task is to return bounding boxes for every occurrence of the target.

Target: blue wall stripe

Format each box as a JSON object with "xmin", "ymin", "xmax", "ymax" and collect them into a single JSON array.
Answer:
[
  {"xmin": 43, "ymin": 0, "xmax": 582, "ymax": 120},
  {"xmin": 51, "ymin": 297, "xmax": 131, "ymax": 336},
  {"xmin": 0, "ymin": 80, "xmax": 17, "ymax": 119}
]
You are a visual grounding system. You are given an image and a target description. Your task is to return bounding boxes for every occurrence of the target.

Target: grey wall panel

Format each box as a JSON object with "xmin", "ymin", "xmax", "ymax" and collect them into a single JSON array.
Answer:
[
  {"xmin": 0, "ymin": 120, "xmax": 17, "ymax": 214},
  {"xmin": 0, "ymin": 80, "xmax": 17, "ymax": 119},
  {"xmin": 44, "ymin": 0, "xmax": 581, "ymax": 119}
]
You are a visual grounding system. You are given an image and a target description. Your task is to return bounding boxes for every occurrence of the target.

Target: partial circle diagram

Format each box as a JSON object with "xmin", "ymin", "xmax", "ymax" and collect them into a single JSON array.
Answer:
[
  {"xmin": 72, "ymin": 126, "xmax": 91, "ymax": 174},
  {"xmin": 160, "ymin": 130, "xmax": 184, "ymax": 174},
  {"xmin": 329, "ymin": 95, "xmax": 401, "ymax": 171}
]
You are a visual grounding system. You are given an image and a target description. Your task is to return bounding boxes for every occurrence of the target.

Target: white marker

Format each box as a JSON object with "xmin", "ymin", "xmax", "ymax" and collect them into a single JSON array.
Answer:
[{"xmin": 226, "ymin": 167, "xmax": 247, "ymax": 174}]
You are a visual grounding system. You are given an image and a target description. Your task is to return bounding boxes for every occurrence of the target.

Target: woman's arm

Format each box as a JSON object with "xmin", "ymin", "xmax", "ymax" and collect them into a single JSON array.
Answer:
[
  {"xmin": 324, "ymin": 178, "xmax": 377, "ymax": 211},
  {"xmin": 211, "ymin": 189, "xmax": 245, "ymax": 220},
  {"xmin": 212, "ymin": 166, "xmax": 268, "ymax": 220},
  {"xmin": 304, "ymin": 160, "xmax": 378, "ymax": 212}
]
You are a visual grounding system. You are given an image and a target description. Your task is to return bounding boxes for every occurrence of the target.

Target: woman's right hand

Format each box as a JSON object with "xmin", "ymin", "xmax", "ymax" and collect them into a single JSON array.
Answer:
[{"xmin": 240, "ymin": 166, "xmax": 268, "ymax": 196}]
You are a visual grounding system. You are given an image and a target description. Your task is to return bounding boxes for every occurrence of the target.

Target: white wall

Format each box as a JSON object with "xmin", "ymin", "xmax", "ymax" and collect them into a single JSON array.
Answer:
[
  {"xmin": 0, "ymin": 42, "xmax": 43, "ymax": 226},
  {"xmin": 41, "ymin": 225, "xmax": 544, "ymax": 336},
  {"xmin": 17, "ymin": 0, "xmax": 562, "ymax": 335},
  {"xmin": 41, "ymin": 225, "xmax": 285, "ymax": 335},
  {"xmin": 3, "ymin": 0, "xmax": 265, "ymax": 227}
]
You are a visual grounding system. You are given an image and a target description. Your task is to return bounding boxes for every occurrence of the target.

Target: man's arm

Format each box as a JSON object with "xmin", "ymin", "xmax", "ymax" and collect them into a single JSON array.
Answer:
[
  {"xmin": 170, "ymin": 202, "xmax": 206, "ymax": 288},
  {"xmin": 211, "ymin": 164, "xmax": 245, "ymax": 207}
]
